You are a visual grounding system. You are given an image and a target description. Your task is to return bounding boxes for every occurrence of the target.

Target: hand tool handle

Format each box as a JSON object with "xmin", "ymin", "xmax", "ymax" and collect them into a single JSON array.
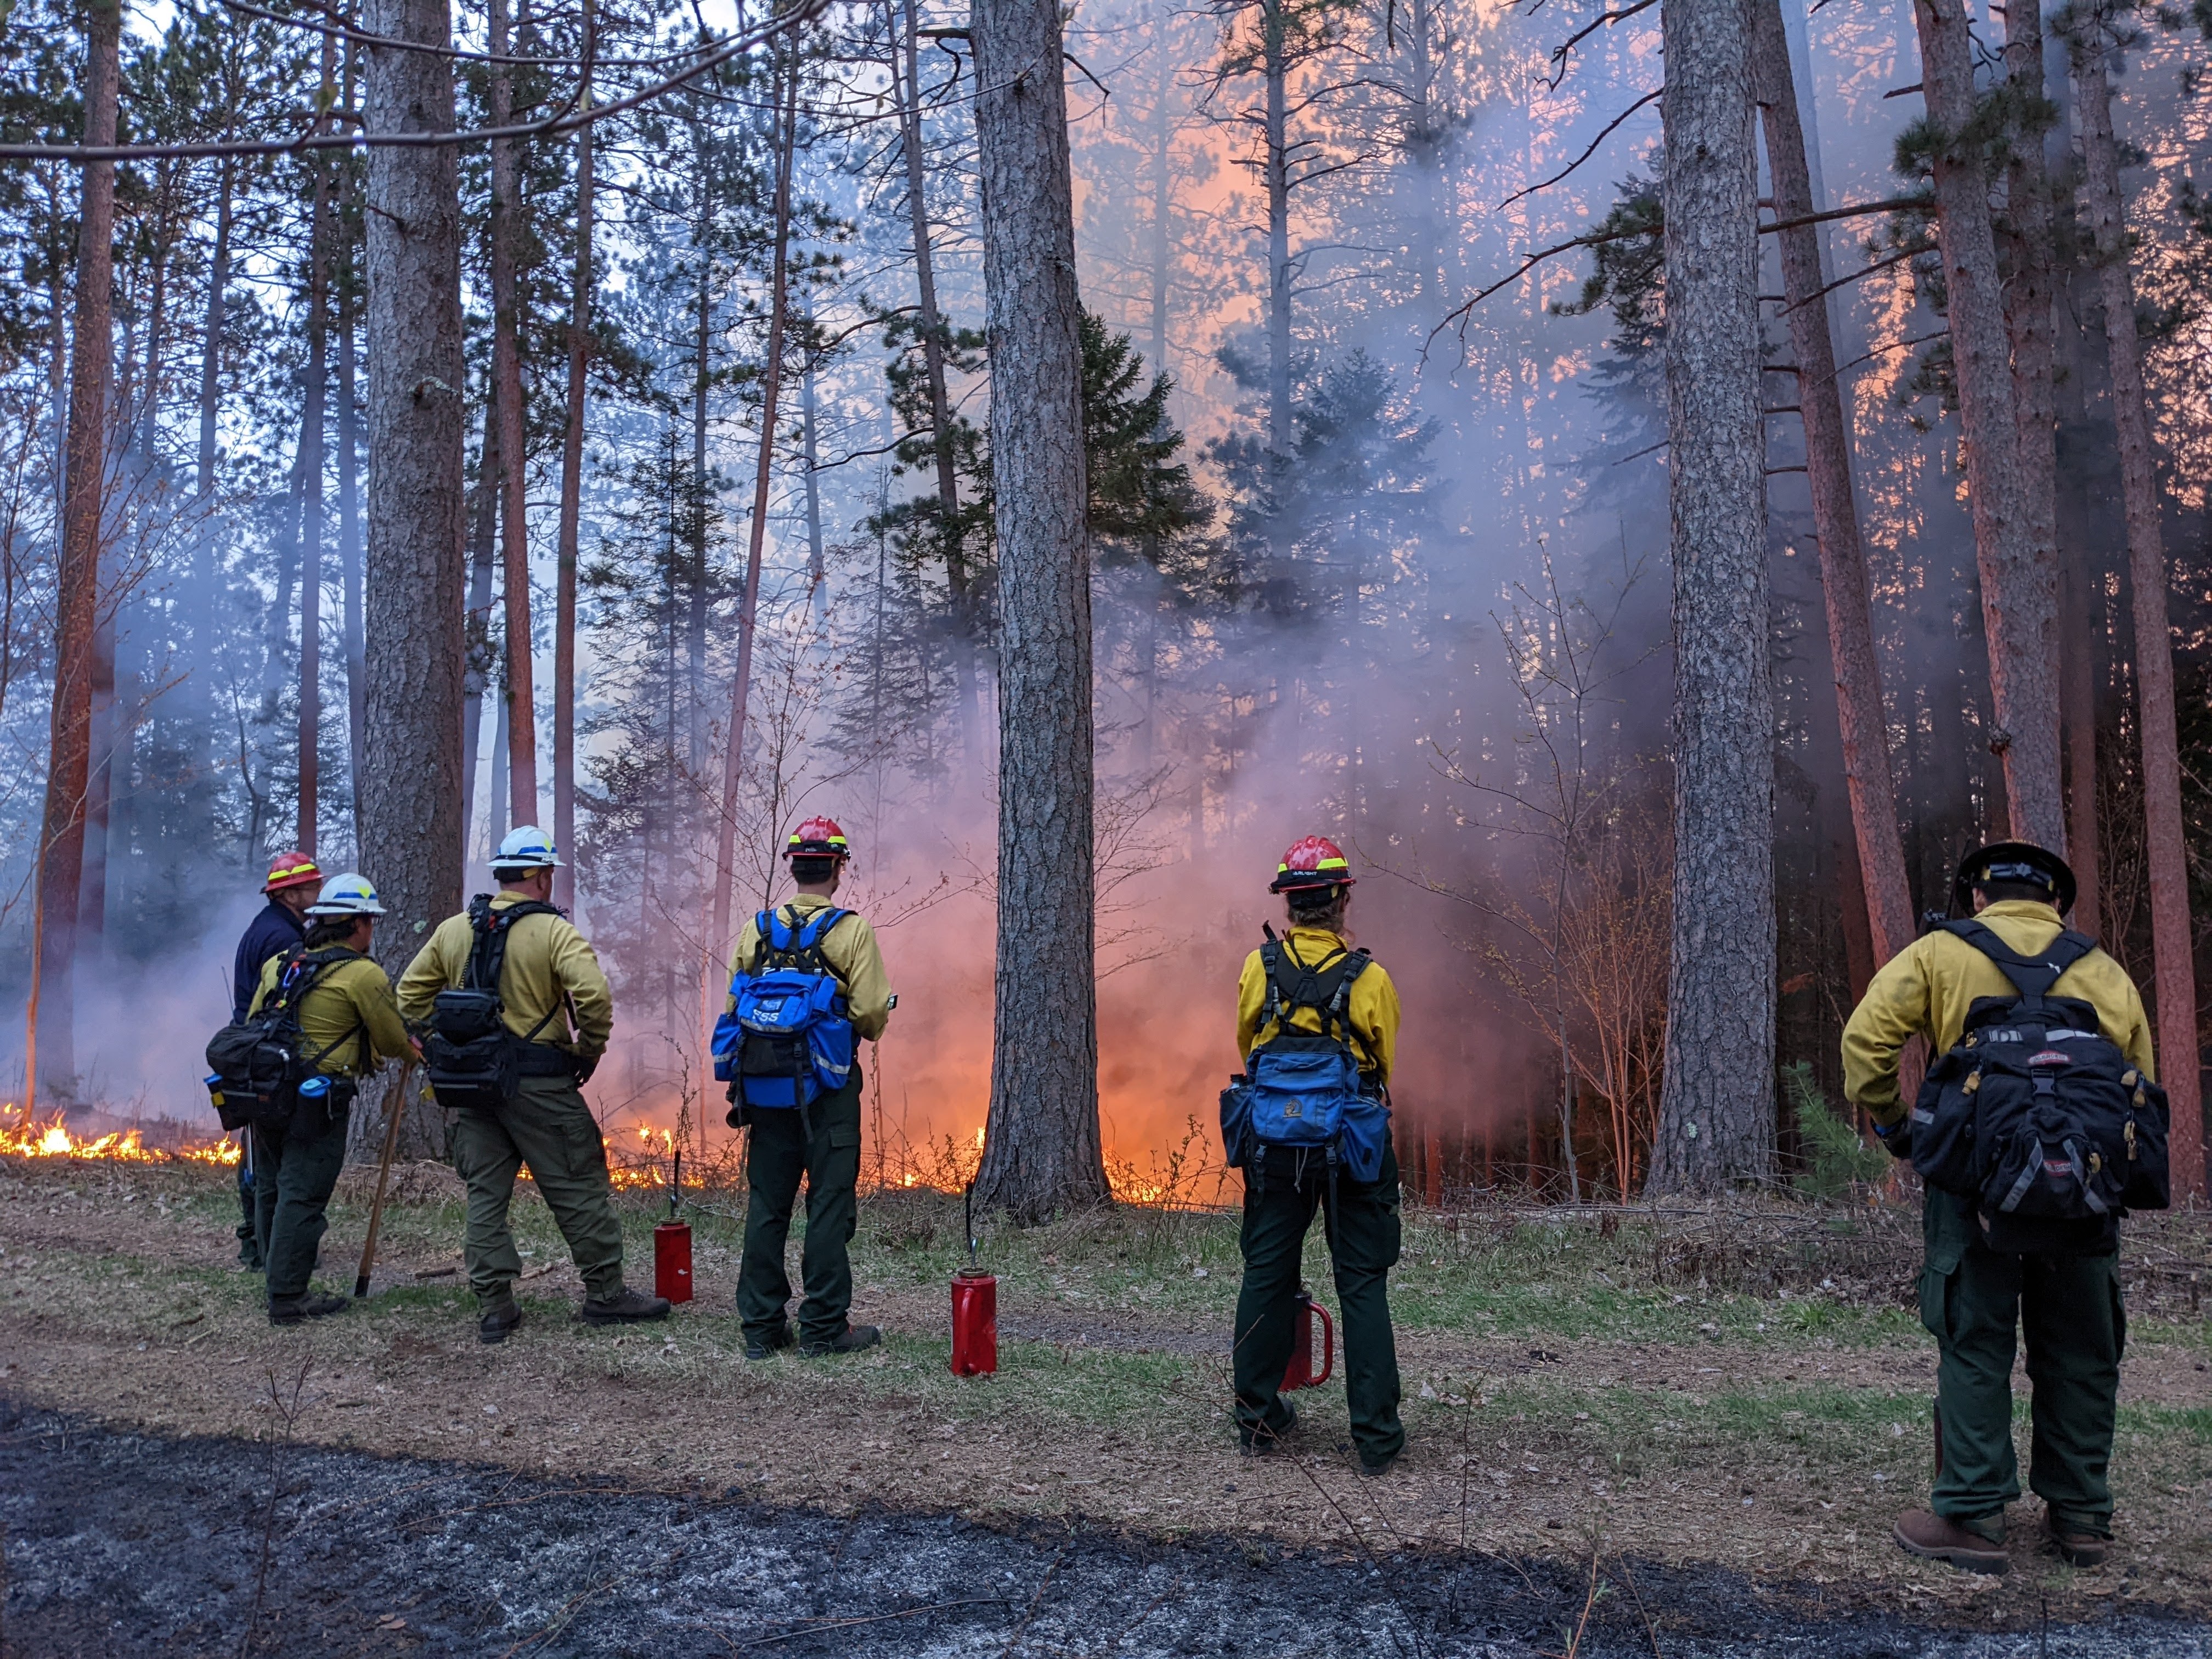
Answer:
[{"xmin": 353, "ymin": 1059, "xmax": 415, "ymax": 1298}]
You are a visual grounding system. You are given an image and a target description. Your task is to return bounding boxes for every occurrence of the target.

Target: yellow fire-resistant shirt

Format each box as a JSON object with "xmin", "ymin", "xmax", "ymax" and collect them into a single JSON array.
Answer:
[
  {"xmin": 728, "ymin": 894, "xmax": 893, "ymax": 1042},
  {"xmin": 1842, "ymin": 899, "xmax": 2155, "ymax": 1125},
  {"xmin": 1236, "ymin": 927, "xmax": 1401, "ymax": 1087},
  {"xmin": 249, "ymin": 950, "xmax": 414, "ymax": 1079},
  {"xmin": 397, "ymin": 893, "xmax": 615, "ymax": 1058}
]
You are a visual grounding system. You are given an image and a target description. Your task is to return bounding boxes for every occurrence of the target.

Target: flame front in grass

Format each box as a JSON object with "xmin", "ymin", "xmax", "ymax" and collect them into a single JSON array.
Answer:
[{"xmin": 0, "ymin": 1106, "xmax": 240, "ymax": 1166}]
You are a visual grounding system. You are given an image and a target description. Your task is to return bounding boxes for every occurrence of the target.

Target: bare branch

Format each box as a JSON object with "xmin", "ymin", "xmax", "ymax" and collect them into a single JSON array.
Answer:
[{"xmin": 1498, "ymin": 87, "xmax": 1662, "ymax": 210}]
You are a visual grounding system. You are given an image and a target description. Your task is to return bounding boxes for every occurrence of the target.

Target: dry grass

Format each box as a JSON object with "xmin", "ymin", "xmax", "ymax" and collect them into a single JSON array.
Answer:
[{"xmin": 2, "ymin": 1152, "xmax": 2208, "ymax": 1627}]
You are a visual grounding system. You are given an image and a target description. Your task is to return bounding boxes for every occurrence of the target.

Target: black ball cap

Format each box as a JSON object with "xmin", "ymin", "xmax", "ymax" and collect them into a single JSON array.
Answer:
[{"xmin": 1951, "ymin": 840, "xmax": 2078, "ymax": 916}]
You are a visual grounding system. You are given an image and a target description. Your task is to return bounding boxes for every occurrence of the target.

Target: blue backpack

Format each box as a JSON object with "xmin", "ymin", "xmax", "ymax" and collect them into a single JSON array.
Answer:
[
  {"xmin": 712, "ymin": 907, "xmax": 856, "ymax": 1114},
  {"xmin": 1221, "ymin": 932, "xmax": 1390, "ymax": 1185}
]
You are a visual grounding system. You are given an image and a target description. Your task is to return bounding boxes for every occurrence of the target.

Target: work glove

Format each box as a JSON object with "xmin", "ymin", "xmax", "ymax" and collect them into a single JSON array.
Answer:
[
  {"xmin": 572, "ymin": 1052, "xmax": 600, "ymax": 1086},
  {"xmin": 1874, "ymin": 1116, "xmax": 1912, "ymax": 1160}
]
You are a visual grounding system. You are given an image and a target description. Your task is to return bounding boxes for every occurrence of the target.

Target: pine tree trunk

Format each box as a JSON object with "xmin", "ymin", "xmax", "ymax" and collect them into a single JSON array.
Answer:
[
  {"xmin": 488, "ymin": 0, "xmax": 537, "ymax": 832},
  {"xmin": 1262, "ymin": 0, "xmax": 1291, "ymax": 457},
  {"xmin": 800, "ymin": 339, "xmax": 826, "ymax": 607},
  {"xmin": 970, "ymin": 0, "xmax": 1109, "ymax": 1221},
  {"xmin": 709, "ymin": 43, "xmax": 799, "ymax": 981},
  {"xmin": 461, "ymin": 396, "xmax": 499, "ymax": 846},
  {"xmin": 339, "ymin": 42, "xmax": 368, "ymax": 815},
  {"xmin": 297, "ymin": 39, "xmax": 337, "ymax": 856},
  {"xmin": 1751, "ymin": 0, "xmax": 1913, "ymax": 965},
  {"xmin": 1647, "ymin": 0, "xmax": 1775, "ymax": 1194},
  {"xmin": 897, "ymin": 0, "xmax": 982, "ymax": 767},
  {"xmin": 30, "ymin": 0, "xmax": 121, "ymax": 1098},
  {"xmin": 1911, "ymin": 0, "xmax": 2063, "ymax": 849},
  {"xmin": 362, "ymin": 0, "xmax": 466, "ymax": 1159},
  {"xmin": 554, "ymin": 0, "xmax": 594, "ymax": 912},
  {"xmin": 2073, "ymin": 13, "xmax": 2203, "ymax": 1198},
  {"xmin": 2001, "ymin": 0, "xmax": 2061, "ymax": 788}
]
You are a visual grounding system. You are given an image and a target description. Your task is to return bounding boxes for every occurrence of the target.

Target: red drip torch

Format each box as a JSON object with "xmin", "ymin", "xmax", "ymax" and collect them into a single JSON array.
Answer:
[
  {"xmin": 1279, "ymin": 1288, "xmax": 1333, "ymax": 1392},
  {"xmin": 951, "ymin": 1179, "xmax": 997, "ymax": 1376},
  {"xmin": 654, "ymin": 1143, "xmax": 693, "ymax": 1305}
]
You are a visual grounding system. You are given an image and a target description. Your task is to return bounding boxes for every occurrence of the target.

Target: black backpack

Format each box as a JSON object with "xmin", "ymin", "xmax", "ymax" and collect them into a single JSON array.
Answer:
[
  {"xmin": 1910, "ymin": 921, "xmax": 2170, "ymax": 1231},
  {"xmin": 423, "ymin": 898, "xmax": 566, "ymax": 1111},
  {"xmin": 205, "ymin": 946, "xmax": 367, "ymax": 1131}
]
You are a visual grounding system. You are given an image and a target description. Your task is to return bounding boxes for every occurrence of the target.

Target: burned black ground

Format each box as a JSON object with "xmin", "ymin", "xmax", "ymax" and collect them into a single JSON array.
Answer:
[{"xmin": 2, "ymin": 1404, "xmax": 2203, "ymax": 1658}]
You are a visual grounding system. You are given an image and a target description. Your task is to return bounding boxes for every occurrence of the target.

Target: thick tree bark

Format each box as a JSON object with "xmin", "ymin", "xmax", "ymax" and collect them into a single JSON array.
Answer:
[
  {"xmin": 970, "ymin": 0, "xmax": 1109, "ymax": 1220},
  {"xmin": 1751, "ymin": 0, "xmax": 1912, "ymax": 966},
  {"xmin": 2073, "ymin": 15, "xmax": 2203, "ymax": 1198},
  {"xmin": 340, "ymin": 43, "xmax": 368, "ymax": 814},
  {"xmin": 362, "ymin": 0, "xmax": 467, "ymax": 1158},
  {"xmin": 709, "ymin": 46, "xmax": 799, "ymax": 984},
  {"xmin": 297, "ymin": 40, "xmax": 337, "ymax": 855},
  {"xmin": 553, "ymin": 0, "xmax": 594, "ymax": 912},
  {"xmin": 1911, "ymin": 0, "xmax": 2063, "ymax": 849},
  {"xmin": 30, "ymin": 0, "xmax": 121, "ymax": 1097},
  {"xmin": 1647, "ymin": 0, "xmax": 1774, "ymax": 1194},
  {"xmin": 895, "ymin": 0, "xmax": 981, "ymax": 766},
  {"xmin": 2001, "ymin": 0, "xmax": 2061, "ymax": 795},
  {"xmin": 488, "ymin": 0, "xmax": 537, "ymax": 832}
]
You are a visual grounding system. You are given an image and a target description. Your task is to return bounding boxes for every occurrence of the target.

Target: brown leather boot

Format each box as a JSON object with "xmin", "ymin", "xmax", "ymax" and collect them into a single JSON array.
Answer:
[
  {"xmin": 268, "ymin": 1291, "xmax": 348, "ymax": 1327},
  {"xmin": 577, "ymin": 1286, "xmax": 671, "ymax": 1326},
  {"xmin": 1893, "ymin": 1508, "xmax": 2010, "ymax": 1575},
  {"xmin": 2048, "ymin": 1518, "xmax": 2112, "ymax": 1568}
]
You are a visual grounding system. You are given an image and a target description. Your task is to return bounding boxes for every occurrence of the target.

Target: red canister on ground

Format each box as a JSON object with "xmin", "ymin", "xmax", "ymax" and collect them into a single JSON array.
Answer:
[
  {"xmin": 1280, "ymin": 1289, "xmax": 1334, "ymax": 1391},
  {"xmin": 653, "ymin": 1220, "xmax": 693, "ymax": 1304},
  {"xmin": 951, "ymin": 1268, "xmax": 997, "ymax": 1375}
]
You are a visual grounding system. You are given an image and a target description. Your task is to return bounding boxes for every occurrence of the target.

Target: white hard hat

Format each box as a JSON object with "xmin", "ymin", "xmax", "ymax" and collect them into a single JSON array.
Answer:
[
  {"xmin": 305, "ymin": 872, "xmax": 387, "ymax": 917},
  {"xmin": 494, "ymin": 825, "xmax": 565, "ymax": 871}
]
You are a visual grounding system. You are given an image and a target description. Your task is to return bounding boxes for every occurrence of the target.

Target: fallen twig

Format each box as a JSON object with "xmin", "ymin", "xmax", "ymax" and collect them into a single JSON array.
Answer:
[
  {"xmin": 708, "ymin": 1598, "xmax": 1008, "ymax": 1651},
  {"xmin": 1617, "ymin": 1553, "xmax": 1663, "ymax": 1659},
  {"xmin": 498, "ymin": 1573, "xmax": 629, "ymax": 1657},
  {"xmin": 1000, "ymin": 1545, "xmax": 1068, "ymax": 1657}
]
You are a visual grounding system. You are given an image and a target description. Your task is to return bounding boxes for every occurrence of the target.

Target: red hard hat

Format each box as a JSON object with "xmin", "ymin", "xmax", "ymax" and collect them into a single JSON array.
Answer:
[
  {"xmin": 1271, "ymin": 835, "xmax": 1355, "ymax": 893},
  {"xmin": 785, "ymin": 816, "xmax": 851, "ymax": 861},
  {"xmin": 263, "ymin": 850, "xmax": 323, "ymax": 894}
]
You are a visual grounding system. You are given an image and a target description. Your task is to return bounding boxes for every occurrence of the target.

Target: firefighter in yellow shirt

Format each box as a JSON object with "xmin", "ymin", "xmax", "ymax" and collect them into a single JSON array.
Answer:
[
  {"xmin": 399, "ymin": 827, "xmax": 668, "ymax": 1345},
  {"xmin": 245, "ymin": 873, "xmax": 415, "ymax": 1324},
  {"xmin": 1844, "ymin": 842, "xmax": 2153, "ymax": 1575},
  {"xmin": 727, "ymin": 818, "xmax": 894, "ymax": 1361},
  {"xmin": 1229, "ymin": 836, "xmax": 1406, "ymax": 1475}
]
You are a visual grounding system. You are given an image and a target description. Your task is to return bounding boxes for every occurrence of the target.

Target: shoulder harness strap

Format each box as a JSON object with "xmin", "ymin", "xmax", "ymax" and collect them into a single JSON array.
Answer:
[
  {"xmin": 1937, "ymin": 919, "xmax": 2097, "ymax": 1010},
  {"xmin": 1259, "ymin": 934, "xmax": 1375, "ymax": 1065}
]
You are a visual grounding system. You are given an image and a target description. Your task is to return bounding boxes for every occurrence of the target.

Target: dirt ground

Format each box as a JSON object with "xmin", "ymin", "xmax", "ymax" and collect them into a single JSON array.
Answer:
[{"xmin": 2, "ymin": 1154, "xmax": 2208, "ymax": 1656}]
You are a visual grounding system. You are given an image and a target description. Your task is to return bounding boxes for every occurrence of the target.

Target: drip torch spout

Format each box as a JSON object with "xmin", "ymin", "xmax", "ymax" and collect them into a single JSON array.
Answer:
[
  {"xmin": 964, "ymin": 1178, "xmax": 977, "ymax": 1269},
  {"xmin": 669, "ymin": 1143, "xmax": 682, "ymax": 1221}
]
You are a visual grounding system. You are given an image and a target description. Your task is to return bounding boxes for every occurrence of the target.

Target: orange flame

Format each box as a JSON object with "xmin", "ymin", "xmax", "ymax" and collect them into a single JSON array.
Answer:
[{"xmin": 0, "ymin": 1106, "xmax": 240, "ymax": 1166}]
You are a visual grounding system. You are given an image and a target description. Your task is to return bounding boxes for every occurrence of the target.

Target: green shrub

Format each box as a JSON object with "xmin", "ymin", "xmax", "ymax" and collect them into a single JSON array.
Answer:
[{"xmin": 1786, "ymin": 1061, "xmax": 1886, "ymax": 1199}]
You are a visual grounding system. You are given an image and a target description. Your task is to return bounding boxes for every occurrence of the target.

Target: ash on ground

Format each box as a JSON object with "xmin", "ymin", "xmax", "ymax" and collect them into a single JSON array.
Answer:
[{"xmin": 2, "ymin": 1405, "xmax": 2200, "ymax": 1658}]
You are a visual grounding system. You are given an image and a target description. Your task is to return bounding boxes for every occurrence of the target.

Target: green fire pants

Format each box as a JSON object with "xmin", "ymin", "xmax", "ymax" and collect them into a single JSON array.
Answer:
[
  {"xmin": 449, "ymin": 1076, "xmax": 627, "ymax": 1305},
  {"xmin": 1920, "ymin": 1192, "xmax": 2125, "ymax": 1537},
  {"xmin": 1233, "ymin": 1140, "xmax": 1405, "ymax": 1465},
  {"xmin": 735, "ymin": 1073, "xmax": 864, "ymax": 1347},
  {"xmin": 251, "ymin": 1107, "xmax": 350, "ymax": 1301},
  {"xmin": 236, "ymin": 1148, "xmax": 262, "ymax": 1268}
]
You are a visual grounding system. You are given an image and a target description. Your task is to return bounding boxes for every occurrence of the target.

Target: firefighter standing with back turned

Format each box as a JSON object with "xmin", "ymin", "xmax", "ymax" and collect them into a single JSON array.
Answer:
[
  {"xmin": 1227, "ymin": 836, "xmax": 1406, "ymax": 1475},
  {"xmin": 245, "ymin": 873, "xmax": 415, "ymax": 1324},
  {"xmin": 1843, "ymin": 842, "xmax": 2157, "ymax": 1574},
  {"xmin": 227, "ymin": 850, "xmax": 323, "ymax": 1268},
  {"xmin": 727, "ymin": 818, "xmax": 894, "ymax": 1361},
  {"xmin": 398, "ymin": 827, "xmax": 669, "ymax": 1344}
]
